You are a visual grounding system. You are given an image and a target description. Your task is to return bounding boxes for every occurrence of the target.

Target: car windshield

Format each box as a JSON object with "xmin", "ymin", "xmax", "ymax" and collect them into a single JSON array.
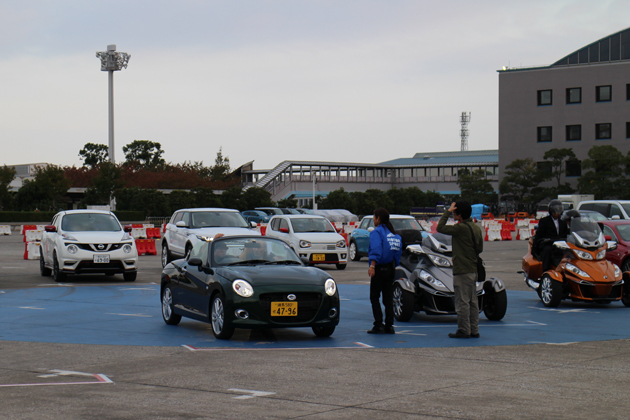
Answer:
[
  {"xmin": 422, "ymin": 233, "xmax": 452, "ymax": 253},
  {"xmin": 62, "ymin": 213, "xmax": 121, "ymax": 232},
  {"xmin": 622, "ymin": 204, "xmax": 630, "ymax": 217},
  {"xmin": 391, "ymin": 218, "xmax": 422, "ymax": 231},
  {"xmin": 191, "ymin": 212, "xmax": 248, "ymax": 228},
  {"xmin": 582, "ymin": 211, "xmax": 607, "ymax": 221},
  {"xmin": 291, "ymin": 218, "xmax": 336, "ymax": 233},
  {"xmin": 615, "ymin": 224, "xmax": 630, "ymax": 241},
  {"xmin": 568, "ymin": 217, "xmax": 602, "ymax": 244},
  {"xmin": 212, "ymin": 237, "xmax": 301, "ymax": 266}
]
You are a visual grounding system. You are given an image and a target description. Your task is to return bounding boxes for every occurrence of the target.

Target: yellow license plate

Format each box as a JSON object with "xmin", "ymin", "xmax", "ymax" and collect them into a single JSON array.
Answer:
[
  {"xmin": 271, "ymin": 302, "xmax": 298, "ymax": 316},
  {"xmin": 312, "ymin": 254, "xmax": 325, "ymax": 261}
]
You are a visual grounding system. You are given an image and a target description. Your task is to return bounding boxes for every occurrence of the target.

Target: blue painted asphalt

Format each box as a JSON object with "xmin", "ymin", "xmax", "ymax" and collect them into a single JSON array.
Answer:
[{"xmin": 0, "ymin": 285, "xmax": 628, "ymax": 349}]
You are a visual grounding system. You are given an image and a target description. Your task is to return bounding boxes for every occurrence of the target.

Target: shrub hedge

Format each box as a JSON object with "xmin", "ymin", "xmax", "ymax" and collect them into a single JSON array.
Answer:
[{"xmin": 0, "ymin": 211, "xmax": 146, "ymax": 224}]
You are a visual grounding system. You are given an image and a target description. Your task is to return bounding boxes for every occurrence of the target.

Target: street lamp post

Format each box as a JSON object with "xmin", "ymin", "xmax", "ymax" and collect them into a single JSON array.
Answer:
[{"xmin": 95, "ymin": 44, "xmax": 130, "ymax": 164}]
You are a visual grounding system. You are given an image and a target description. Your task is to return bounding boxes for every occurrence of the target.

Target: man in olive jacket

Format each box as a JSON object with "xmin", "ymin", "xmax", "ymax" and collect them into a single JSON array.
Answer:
[{"xmin": 436, "ymin": 200, "xmax": 483, "ymax": 338}]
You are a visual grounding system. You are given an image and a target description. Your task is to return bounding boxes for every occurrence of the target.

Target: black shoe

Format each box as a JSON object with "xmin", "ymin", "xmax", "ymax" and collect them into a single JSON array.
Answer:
[
  {"xmin": 471, "ymin": 332, "xmax": 480, "ymax": 338},
  {"xmin": 367, "ymin": 325, "xmax": 384, "ymax": 334},
  {"xmin": 384, "ymin": 325, "xmax": 395, "ymax": 334},
  {"xmin": 448, "ymin": 330, "xmax": 471, "ymax": 339}
]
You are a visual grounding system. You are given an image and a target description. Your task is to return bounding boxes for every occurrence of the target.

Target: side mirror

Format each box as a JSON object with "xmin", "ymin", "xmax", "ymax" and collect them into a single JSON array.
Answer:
[
  {"xmin": 124, "ymin": 225, "xmax": 132, "ymax": 233},
  {"xmin": 367, "ymin": 227, "xmax": 374, "ymax": 232},
  {"xmin": 176, "ymin": 221, "xmax": 187, "ymax": 228},
  {"xmin": 280, "ymin": 227, "xmax": 289, "ymax": 233},
  {"xmin": 188, "ymin": 257, "xmax": 203, "ymax": 267},
  {"xmin": 250, "ymin": 221, "xmax": 257, "ymax": 228},
  {"xmin": 607, "ymin": 241, "xmax": 618, "ymax": 250},
  {"xmin": 612, "ymin": 215, "xmax": 621, "ymax": 220},
  {"xmin": 44, "ymin": 225, "xmax": 57, "ymax": 233},
  {"xmin": 406, "ymin": 244, "xmax": 424, "ymax": 255},
  {"xmin": 299, "ymin": 256, "xmax": 310, "ymax": 264}
]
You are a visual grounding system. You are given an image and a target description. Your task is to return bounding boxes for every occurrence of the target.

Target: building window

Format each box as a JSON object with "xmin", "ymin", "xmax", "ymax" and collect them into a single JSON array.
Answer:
[
  {"xmin": 538, "ymin": 90, "xmax": 552, "ymax": 106},
  {"xmin": 537, "ymin": 126, "xmax": 552, "ymax": 142},
  {"xmin": 566, "ymin": 88, "xmax": 581, "ymax": 104},
  {"xmin": 566, "ymin": 125, "xmax": 581, "ymax": 141},
  {"xmin": 596, "ymin": 85, "xmax": 612, "ymax": 102},
  {"xmin": 627, "ymin": 84, "xmax": 630, "ymax": 100},
  {"xmin": 537, "ymin": 161, "xmax": 552, "ymax": 177},
  {"xmin": 626, "ymin": 122, "xmax": 630, "ymax": 138},
  {"xmin": 596, "ymin": 123, "xmax": 612, "ymax": 139},
  {"xmin": 566, "ymin": 160, "xmax": 581, "ymax": 177}
]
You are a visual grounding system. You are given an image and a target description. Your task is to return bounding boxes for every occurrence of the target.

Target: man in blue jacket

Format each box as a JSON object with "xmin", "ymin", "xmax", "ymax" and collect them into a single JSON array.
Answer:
[{"xmin": 367, "ymin": 208, "xmax": 402, "ymax": 334}]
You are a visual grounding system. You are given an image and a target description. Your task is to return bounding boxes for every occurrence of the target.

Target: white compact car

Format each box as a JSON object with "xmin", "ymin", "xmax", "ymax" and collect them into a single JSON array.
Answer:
[
  {"xmin": 161, "ymin": 208, "xmax": 261, "ymax": 267},
  {"xmin": 265, "ymin": 215, "xmax": 348, "ymax": 270},
  {"xmin": 40, "ymin": 210, "xmax": 138, "ymax": 282}
]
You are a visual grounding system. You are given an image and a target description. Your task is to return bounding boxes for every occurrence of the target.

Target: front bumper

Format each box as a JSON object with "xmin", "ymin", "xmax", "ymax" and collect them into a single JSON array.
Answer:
[
  {"xmin": 59, "ymin": 246, "xmax": 138, "ymax": 275},
  {"xmin": 297, "ymin": 247, "xmax": 348, "ymax": 265}
]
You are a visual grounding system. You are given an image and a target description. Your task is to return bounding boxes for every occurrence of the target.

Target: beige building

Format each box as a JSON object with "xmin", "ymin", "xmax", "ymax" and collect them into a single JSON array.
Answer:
[{"xmin": 498, "ymin": 27, "xmax": 630, "ymax": 187}]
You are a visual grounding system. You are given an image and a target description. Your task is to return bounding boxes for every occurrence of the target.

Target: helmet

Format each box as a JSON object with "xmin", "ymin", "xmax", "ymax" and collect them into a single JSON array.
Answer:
[
  {"xmin": 548, "ymin": 199, "xmax": 564, "ymax": 216},
  {"xmin": 561, "ymin": 209, "xmax": 580, "ymax": 222}
]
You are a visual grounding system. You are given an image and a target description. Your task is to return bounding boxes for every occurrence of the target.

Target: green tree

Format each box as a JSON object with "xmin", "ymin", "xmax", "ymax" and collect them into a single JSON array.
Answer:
[
  {"xmin": 277, "ymin": 194, "xmax": 298, "ymax": 209},
  {"xmin": 122, "ymin": 140, "xmax": 166, "ymax": 169},
  {"xmin": 457, "ymin": 169, "xmax": 496, "ymax": 204},
  {"xmin": 542, "ymin": 148, "xmax": 576, "ymax": 196},
  {"xmin": 38, "ymin": 165, "xmax": 72, "ymax": 210},
  {"xmin": 114, "ymin": 188, "xmax": 169, "ymax": 217},
  {"xmin": 168, "ymin": 190, "xmax": 197, "ymax": 213},
  {"xmin": 350, "ymin": 189, "xmax": 393, "ymax": 216},
  {"xmin": 193, "ymin": 187, "xmax": 223, "ymax": 208},
  {"xmin": 210, "ymin": 147, "xmax": 231, "ymax": 181},
  {"xmin": 84, "ymin": 162, "xmax": 123, "ymax": 205},
  {"xmin": 0, "ymin": 165, "xmax": 17, "ymax": 211},
  {"xmin": 219, "ymin": 185, "xmax": 243, "ymax": 210},
  {"xmin": 578, "ymin": 145, "xmax": 625, "ymax": 199},
  {"xmin": 499, "ymin": 158, "xmax": 547, "ymax": 203},
  {"xmin": 386, "ymin": 188, "xmax": 415, "ymax": 215},
  {"xmin": 78, "ymin": 143, "xmax": 109, "ymax": 168},
  {"xmin": 320, "ymin": 188, "xmax": 354, "ymax": 211},
  {"xmin": 241, "ymin": 187, "xmax": 274, "ymax": 210}
]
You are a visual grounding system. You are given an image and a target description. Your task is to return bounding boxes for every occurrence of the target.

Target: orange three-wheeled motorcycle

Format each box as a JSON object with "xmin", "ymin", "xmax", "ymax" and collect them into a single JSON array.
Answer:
[{"xmin": 520, "ymin": 216, "xmax": 630, "ymax": 307}]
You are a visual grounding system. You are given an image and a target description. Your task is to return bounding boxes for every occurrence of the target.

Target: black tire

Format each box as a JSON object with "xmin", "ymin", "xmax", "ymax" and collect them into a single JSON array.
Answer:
[
  {"xmin": 210, "ymin": 293, "xmax": 235, "ymax": 340},
  {"xmin": 622, "ymin": 259, "xmax": 630, "ymax": 274},
  {"xmin": 349, "ymin": 241, "xmax": 361, "ymax": 261},
  {"xmin": 312, "ymin": 326, "xmax": 335, "ymax": 337},
  {"xmin": 39, "ymin": 250, "xmax": 51, "ymax": 277},
  {"xmin": 484, "ymin": 289, "xmax": 508, "ymax": 321},
  {"xmin": 184, "ymin": 244, "xmax": 193, "ymax": 261},
  {"xmin": 52, "ymin": 252, "xmax": 66, "ymax": 283},
  {"xmin": 392, "ymin": 282, "xmax": 415, "ymax": 322},
  {"xmin": 161, "ymin": 244, "xmax": 173, "ymax": 268},
  {"xmin": 622, "ymin": 291, "xmax": 630, "ymax": 307},
  {"xmin": 123, "ymin": 271, "xmax": 137, "ymax": 282},
  {"xmin": 161, "ymin": 285, "xmax": 182, "ymax": 325},
  {"xmin": 540, "ymin": 275, "xmax": 562, "ymax": 307},
  {"xmin": 336, "ymin": 263, "xmax": 347, "ymax": 270}
]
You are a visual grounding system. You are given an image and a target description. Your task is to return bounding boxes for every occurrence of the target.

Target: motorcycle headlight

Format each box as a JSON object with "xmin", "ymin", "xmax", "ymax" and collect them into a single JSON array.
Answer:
[
  {"xmin": 596, "ymin": 250, "xmax": 606, "ymax": 260},
  {"xmin": 67, "ymin": 244, "xmax": 78, "ymax": 254},
  {"xmin": 232, "ymin": 279, "xmax": 254, "ymax": 297},
  {"xmin": 336, "ymin": 240, "xmax": 346, "ymax": 248},
  {"xmin": 299, "ymin": 240, "xmax": 311, "ymax": 248},
  {"xmin": 565, "ymin": 263, "xmax": 590, "ymax": 278},
  {"xmin": 123, "ymin": 244, "xmax": 133, "ymax": 254},
  {"xmin": 325, "ymin": 278, "xmax": 337, "ymax": 296},
  {"xmin": 573, "ymin": 250, "xmax": 593, "ymax": 260},
  {"xmin": 419, "ymin": 269, "xmax": 447, "ymax": 289},
  {"xmin": 614, "ymin": 264, "xmax": 621, "ymax": 278},
  {"xmin": 428, "ymin": 254, "xmax": 451, "ymax": 267}
]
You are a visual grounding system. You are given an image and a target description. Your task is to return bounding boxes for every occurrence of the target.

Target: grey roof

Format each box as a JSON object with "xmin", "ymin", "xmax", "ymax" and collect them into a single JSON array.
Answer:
[{"xmin": 380, "ymin": 150, "xmax": 498, "ymax": 165}]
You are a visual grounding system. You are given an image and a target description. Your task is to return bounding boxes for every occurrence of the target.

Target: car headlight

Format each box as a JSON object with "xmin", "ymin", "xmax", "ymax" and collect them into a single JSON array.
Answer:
[
  {"xmin": 232, "ymin": 279, "xmax": 254, "ymax": 297},
  {"xmin": 573, "ymin": 250, "xmax": 593, "ymax": 260},
  {"xmin": 614, "ymin": 264, "xmax": 621, "ymax": 278},
  {"xmin": 336, "ymin": 240, "xmax": 346, "ymax": 248},
  {"xmin": 122, "ymin": 232, "xmax": 132, "ymax": 241},
  {"xmin": 123, "ymin": 244, "xmax": 133, "ymax": 254},
  {"xmin": 67, "ymin": 244, "xmax": 78, "ymax": 254},
  {"xmin": 419, "ymin": 269, "xmax": 447, "ymax": 289},
  {"xmin": 61, "ymin": 233, "xmax": 77, "ymax": 241},
  {"xmin": 565, "ymin": 263, "xmax": 590, "ymax": 278},
  {"xmin": 596, "ymin": 250, "xmax": 606, "ymax": 260},
  {"xmin": 428, "ymin": 254, "xmax": 451, "ymax": 267},
  {"xmin": 325, "ymin": 278, "xmax": 337, "ymax": 296},
  {"xmin": 299, "ymin": 240, "xmax": 311, "ymax": 248}
]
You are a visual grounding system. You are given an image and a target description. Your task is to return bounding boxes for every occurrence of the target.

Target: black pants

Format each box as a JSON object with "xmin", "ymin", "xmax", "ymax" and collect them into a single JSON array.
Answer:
[
  {"xmin": 370, "ymin": 263, "xmax": 395, "ymax": 327},
  {"xmin": 540, "ymin": 243, "xmax": 563, "ymax": 272}
]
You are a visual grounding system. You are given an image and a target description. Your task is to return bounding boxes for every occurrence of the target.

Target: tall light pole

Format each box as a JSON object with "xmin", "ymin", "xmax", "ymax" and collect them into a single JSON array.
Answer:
[{"xmin": 95, "ymin": 45, "xmax": 130, "ymax": 164}]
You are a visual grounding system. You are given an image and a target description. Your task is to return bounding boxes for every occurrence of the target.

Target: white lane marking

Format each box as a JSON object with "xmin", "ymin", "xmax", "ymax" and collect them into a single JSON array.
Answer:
[
  {"xmin": 354, "ymin": 342, "xmax": 375, "ymax": 348},
  {"xmin": 528, "ymin": 341, "xmax": 578, "ymax": 346},
  {"xmin": 0, "ymin": 370, "xmax": 113, "ymax": 388},
  {"xmin": 340, "ymin": 298, "xmax": 351, "ymax": 301},
  {"xmin": 396, "ymin": 330, "xmax": 427, "ymax": 336},
  {"xmin": 1, "ymin": 267, "xmax": 21, "ymax": 269},
  {"xmin": 401, "ymin": 321, "xmax": 547, "ymax": 328},
  {"xmin": 119, "ymin": 288, "xmax": 155, "ymax": 291},
  {"xmin": 19, "ymin": 306, "xmax": 45, "ymax": 310},
  {"xmin": 183, "ymin": 342, "xmax": 372, "ymax": 351},
  {"xmin": 106, "ymin": 313, "xmax": 152, "ymax": 317},
  {"xmin": 527, "ymin": 306, "xmax": 599, "ymax": 314},
  {"xmin": 228, "ymin": 388, "xmax": 276, "ymax": 399}
]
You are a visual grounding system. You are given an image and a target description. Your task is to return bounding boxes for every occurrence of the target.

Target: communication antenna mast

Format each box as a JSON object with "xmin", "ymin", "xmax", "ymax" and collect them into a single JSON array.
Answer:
[{"xmin": 460, "ymin": 112, "xmax": 471, "ymax": 151}]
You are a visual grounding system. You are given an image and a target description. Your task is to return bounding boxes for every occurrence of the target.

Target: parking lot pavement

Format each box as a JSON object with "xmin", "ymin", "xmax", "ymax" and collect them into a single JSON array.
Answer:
[{"xmin": 2, "ymin": 234, "xmax": 630, "ymax": 418}]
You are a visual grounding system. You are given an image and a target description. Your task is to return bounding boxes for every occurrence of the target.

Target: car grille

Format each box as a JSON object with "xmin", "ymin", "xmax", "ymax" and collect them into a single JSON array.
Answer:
[
  {"xmin": 76, "ymin": 244, "xmax": 124, "ymax": 252},
  {"xmin": 259, "ymin": 292, "xmax": 322, "ymax": 323},
  {"xmin": 578, "ymin": 283, "xmax": 622, "ymax": 299},
  {"xmin": 75, "ymin": 261, "xmax": 125, "ymax": 274}
]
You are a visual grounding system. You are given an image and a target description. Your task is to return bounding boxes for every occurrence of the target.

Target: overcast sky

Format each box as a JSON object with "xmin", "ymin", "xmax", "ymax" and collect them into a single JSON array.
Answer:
[{"xmin": 1, "ymin": 0, "xmax": 629, "ymax": 171}]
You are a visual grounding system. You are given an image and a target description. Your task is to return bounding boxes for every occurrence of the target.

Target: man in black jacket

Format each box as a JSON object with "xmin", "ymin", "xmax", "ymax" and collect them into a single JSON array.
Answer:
[{"xmin": 534, "ymin": 199, "xmax": 569, "ymax": 272}]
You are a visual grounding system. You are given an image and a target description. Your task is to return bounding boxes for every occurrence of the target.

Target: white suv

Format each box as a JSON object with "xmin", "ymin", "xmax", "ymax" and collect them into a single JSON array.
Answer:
[
  {"xmin": 161, "ymin": 208, "xmax": 260, "ymax": 267},
  {"xmin": 40, "ymin": 210, "xmax": 138, "ymax": 282},
  {"xmin": 265, "ymin": 214, "xmax": 348, "ymax": 270}
]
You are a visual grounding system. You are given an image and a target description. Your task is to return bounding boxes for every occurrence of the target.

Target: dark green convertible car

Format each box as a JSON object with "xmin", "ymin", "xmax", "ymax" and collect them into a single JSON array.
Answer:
[{"xmin": 160, "ymin": 235, "xmax": 340, "ymax": 339}]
